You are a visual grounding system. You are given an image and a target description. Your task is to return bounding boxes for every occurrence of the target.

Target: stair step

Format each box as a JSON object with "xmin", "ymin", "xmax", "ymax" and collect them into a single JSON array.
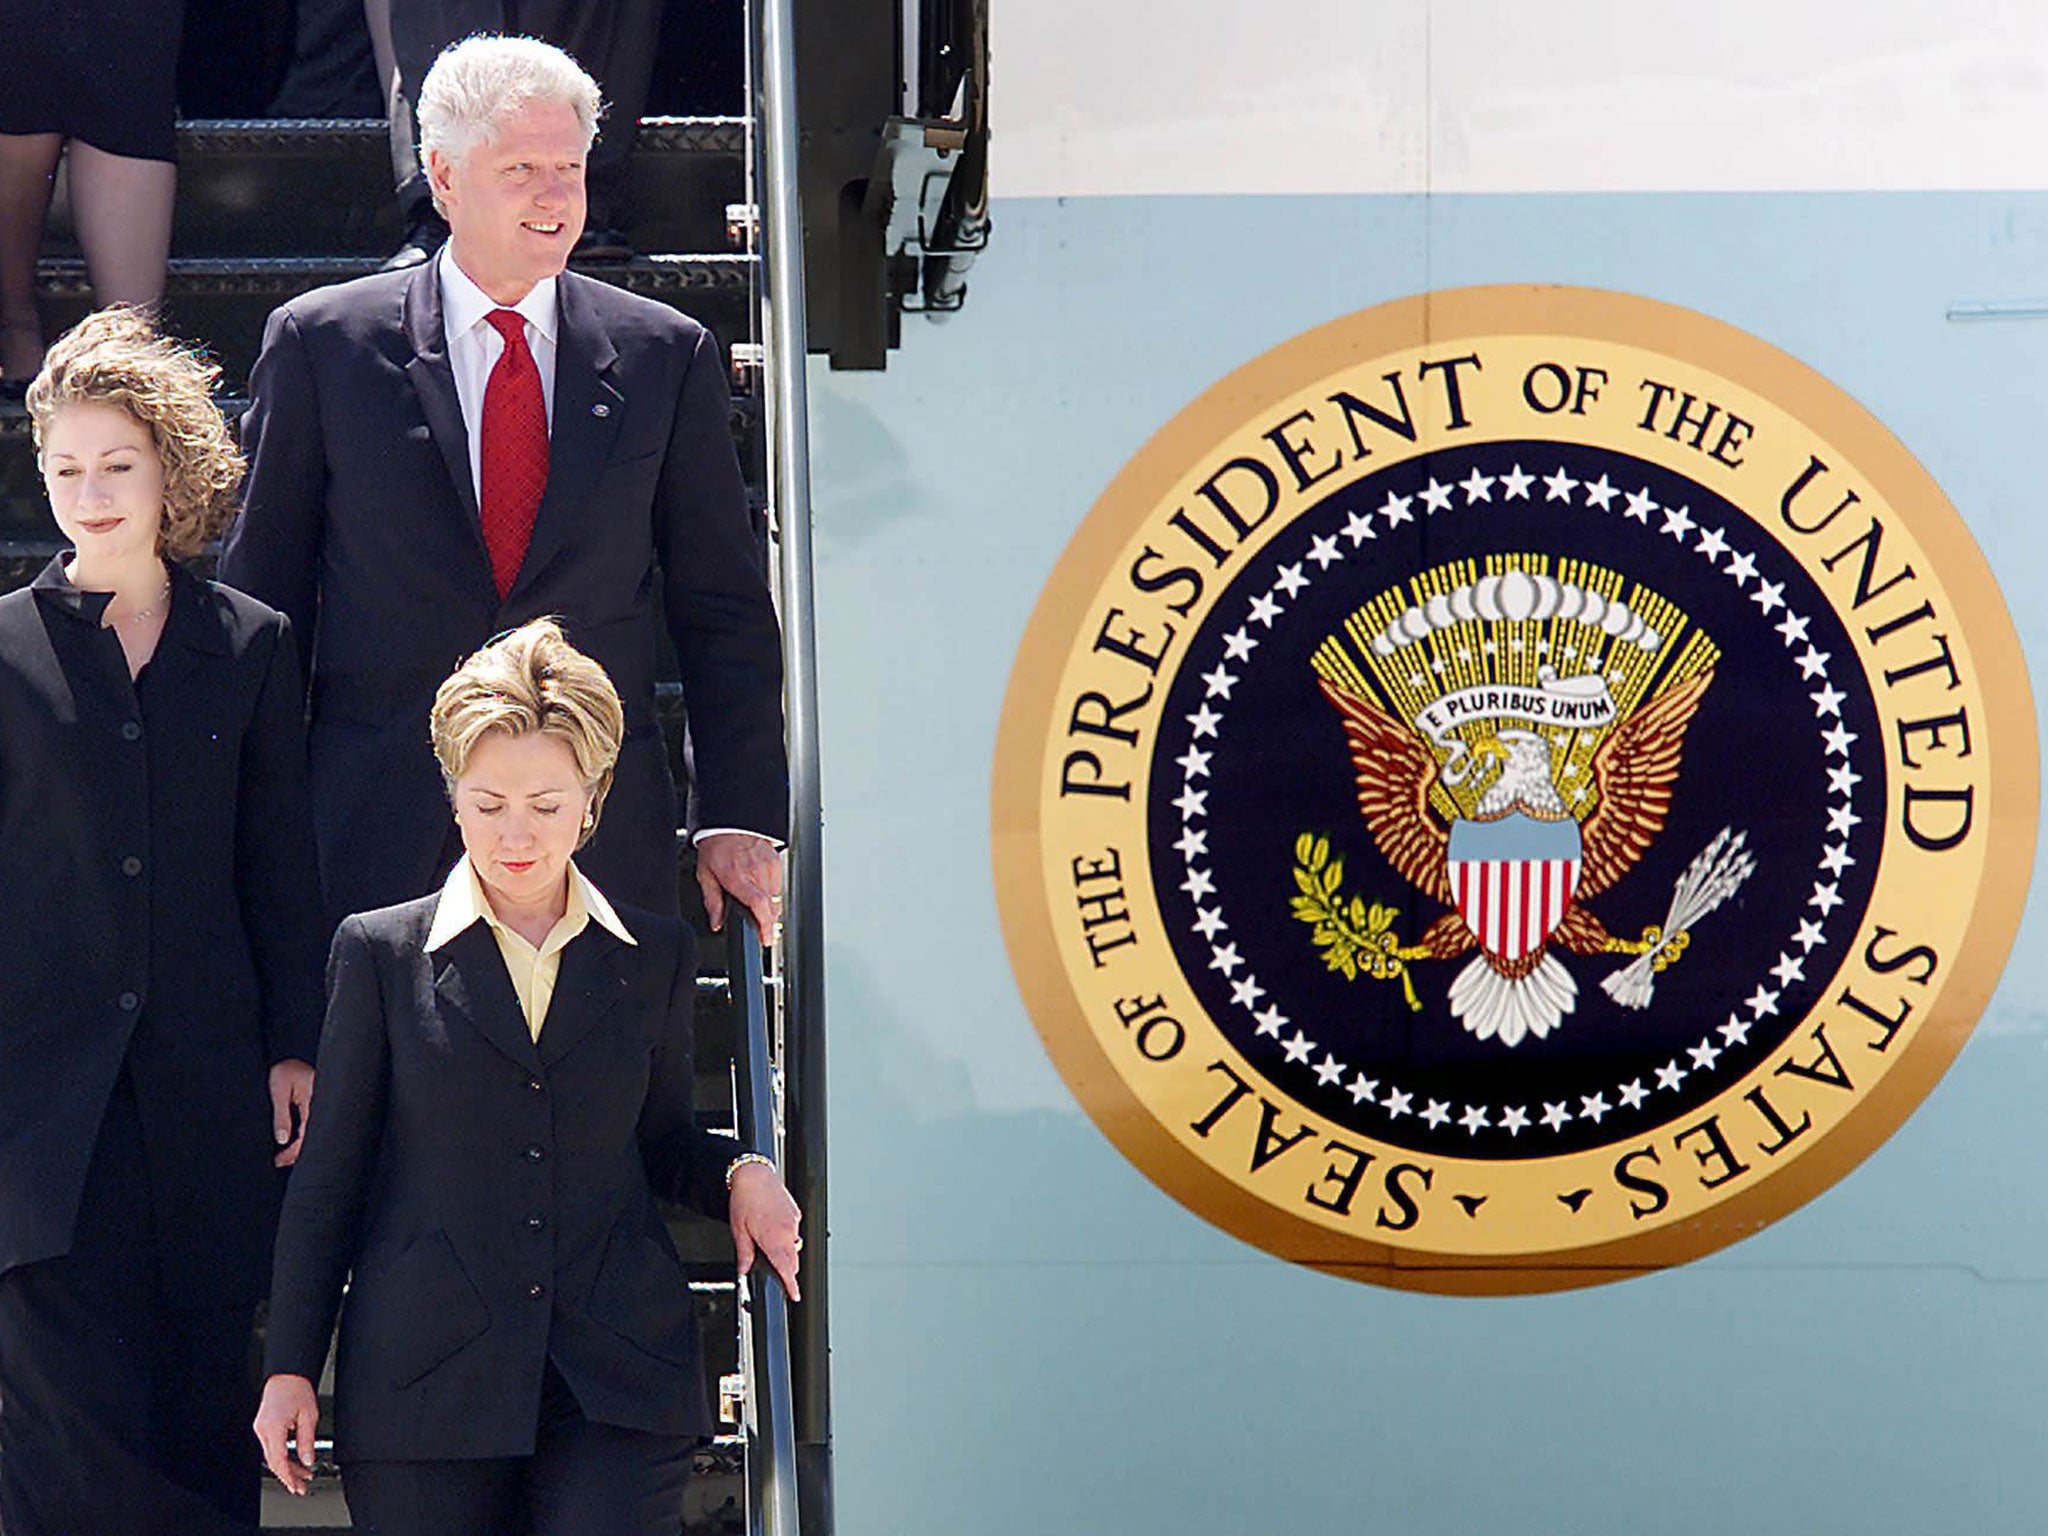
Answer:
[
  {"xmin": 42, "ymin": 117, "xmax": 749, "ymax": 263},
  {"xmin": 33, "ymin": 255, "xmax": 755, "ymax": 392}
]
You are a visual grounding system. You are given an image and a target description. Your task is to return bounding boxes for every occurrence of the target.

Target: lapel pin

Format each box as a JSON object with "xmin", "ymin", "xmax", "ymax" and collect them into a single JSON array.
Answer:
[{"xmin": 592, "ymin": 403, "xmax": 611, "ymax": 418}]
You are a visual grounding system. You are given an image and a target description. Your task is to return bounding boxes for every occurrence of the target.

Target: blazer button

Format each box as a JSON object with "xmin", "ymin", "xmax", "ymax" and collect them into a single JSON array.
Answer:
[
  {"xmin": 117, "ymin": 992, "xmax": 140, "ymax": 1012},
  {"xmin": 120, "ymin": 855, "xmax": 143, "ymax": 877},
  {"xmin": 528, "ymin": 1076, "xmax": 545, "ymax": 1092},
  {"xmin": 119, "ymin": 720, "xmax": 142, "ymax": 742},
  {"xmin": 527, "ymin": 1215, "xmax": 546, "ymax": 1231},
  {"xmin": 525, "ymin": 1145, "xmax": 545, "ymax": 1162},
  {"xmin": 528, "ymin": 1283, "xmax": 546, "ymax": 1298}
]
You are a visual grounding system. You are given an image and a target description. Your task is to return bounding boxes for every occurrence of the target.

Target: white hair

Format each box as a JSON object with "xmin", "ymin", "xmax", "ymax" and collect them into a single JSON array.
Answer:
[{"xmin": 416, "ymin": 34, "xmax": 604, "ymax": 169}]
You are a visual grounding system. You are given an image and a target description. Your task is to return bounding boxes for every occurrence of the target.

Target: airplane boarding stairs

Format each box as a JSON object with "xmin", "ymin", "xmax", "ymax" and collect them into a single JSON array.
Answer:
[{"xmin": 0, "ymin": 103, "xmax": 806, "ymax": 1536}]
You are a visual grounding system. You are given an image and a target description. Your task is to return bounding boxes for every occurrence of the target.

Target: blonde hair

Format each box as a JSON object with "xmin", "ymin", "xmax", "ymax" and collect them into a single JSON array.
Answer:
[
  {"xmin": 430, "ymin": 619, "xmax": 625, "ymax": 845},
  {"xmin": 27, "ymin": 307, "xmax": 244, "ymax": 560},
  {"xmin": 417, "ymin": 34, "xmax": 603, "ymax": 170}
]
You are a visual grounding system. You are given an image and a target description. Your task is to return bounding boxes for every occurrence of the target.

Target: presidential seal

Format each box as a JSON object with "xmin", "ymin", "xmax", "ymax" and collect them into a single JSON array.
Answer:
[{"xmin": 992, "ymin": 285, "xmax": 2037, "ymax": 1293}]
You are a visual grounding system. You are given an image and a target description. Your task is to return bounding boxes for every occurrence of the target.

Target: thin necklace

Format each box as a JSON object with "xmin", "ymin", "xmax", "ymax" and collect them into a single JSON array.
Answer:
[{"xmin": 112, "ymin": 579, "xmax": 172, "ymax": 627}]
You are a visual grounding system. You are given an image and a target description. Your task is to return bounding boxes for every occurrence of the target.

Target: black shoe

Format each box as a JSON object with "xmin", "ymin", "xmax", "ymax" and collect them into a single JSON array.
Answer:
[
  {"xmin": 383, "ymin": 209, "xmax": 451, "ymax": 271},
  {"xmin": 573, "ymin": 223, "xmax": 633, "ymax": 263}
]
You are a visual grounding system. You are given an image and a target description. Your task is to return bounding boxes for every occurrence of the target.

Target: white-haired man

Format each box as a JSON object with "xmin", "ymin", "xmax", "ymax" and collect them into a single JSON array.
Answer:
[{"xmin": 223, "ymin": 35, "xmax": 788, "ymax": 950}]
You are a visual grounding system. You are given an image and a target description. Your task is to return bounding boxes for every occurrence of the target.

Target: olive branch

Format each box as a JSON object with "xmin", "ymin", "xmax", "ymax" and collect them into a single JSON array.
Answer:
[{"xmin": 1290, "ymin": 833, "xmax": 1422, "ymax": 1012}]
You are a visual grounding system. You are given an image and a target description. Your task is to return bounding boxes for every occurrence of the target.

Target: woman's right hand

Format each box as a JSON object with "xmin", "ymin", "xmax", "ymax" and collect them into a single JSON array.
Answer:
[{"xmin": 253, "ymin": 1373, "xmax": 321, "ymax": 1496}]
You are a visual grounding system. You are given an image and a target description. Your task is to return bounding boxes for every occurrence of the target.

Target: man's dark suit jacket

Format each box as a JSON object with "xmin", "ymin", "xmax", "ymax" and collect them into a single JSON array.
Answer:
[
  {"xmin": 265, "ymin": 892, "xmax": 734, "ymax": 1460},
  {"xmin": 219, "ymin": 262, "xmax": 788, "ymax": 924},
  {"xmin": 0, "ymin": 561, "xmax": 326, "ymax": 1303}
]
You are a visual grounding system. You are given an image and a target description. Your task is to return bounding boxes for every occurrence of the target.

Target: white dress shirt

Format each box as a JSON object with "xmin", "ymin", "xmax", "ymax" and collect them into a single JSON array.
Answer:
[{"xmin": 438, "ymin": 246, "xmax": 560, "ymax": 505}]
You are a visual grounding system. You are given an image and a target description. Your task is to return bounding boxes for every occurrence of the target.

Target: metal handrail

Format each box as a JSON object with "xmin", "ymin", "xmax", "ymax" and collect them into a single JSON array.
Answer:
[
  {"xmin": 728, "ymin": 918, "xmax": 801, "ymax": 1536},
  {"xmin": 748, "ymin": 0, "xmax": 832, "ymax": 1526}
]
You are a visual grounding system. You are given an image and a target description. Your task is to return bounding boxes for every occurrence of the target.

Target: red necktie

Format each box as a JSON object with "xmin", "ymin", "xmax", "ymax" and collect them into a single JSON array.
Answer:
[{"xmin": 479, "ymin": 308, "xmax": 548, "ymax": 598}]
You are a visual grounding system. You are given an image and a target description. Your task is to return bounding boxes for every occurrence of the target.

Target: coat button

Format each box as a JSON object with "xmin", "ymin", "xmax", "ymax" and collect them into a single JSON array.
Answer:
[
  {"xmin": 528, "ymin": 1077, "xmax": 544, "ymax": 1092},
  {"xmin": 528, "ymin": 1283, "xmax": 546, "ymax": 1298},
  {"xmin": 525, "ymin": 1145, "xmax": 545, "ymax": 1162},
  {"xmin": 527, "ymin": 1215, "xmax": 546, "ymax": 1231},
  {"xmin": 120, "ymin": 856, "xmax": 143, "ymax": 877},
  {"xmin": 119, "ymin": 720, "xmax": 142, "ymax": 742},
  {"xmin": 117, "ymin": 992, "xmax": 140, "ymax": 1012}
]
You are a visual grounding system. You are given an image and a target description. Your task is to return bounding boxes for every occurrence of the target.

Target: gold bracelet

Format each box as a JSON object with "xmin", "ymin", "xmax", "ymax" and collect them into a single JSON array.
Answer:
[{"xmin": 725, "ymin": 1151, "xmax": 776, "ymax": 1190}]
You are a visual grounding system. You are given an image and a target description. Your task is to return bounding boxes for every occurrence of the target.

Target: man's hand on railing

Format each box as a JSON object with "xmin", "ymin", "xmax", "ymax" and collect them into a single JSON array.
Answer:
[
  {"xmin": 730, "ymin": 1160, "xmax": 803, "ymax": 1301},
  {"xmin": 697, "ymin": 830, "xmax": 784, "ymax": 939}
]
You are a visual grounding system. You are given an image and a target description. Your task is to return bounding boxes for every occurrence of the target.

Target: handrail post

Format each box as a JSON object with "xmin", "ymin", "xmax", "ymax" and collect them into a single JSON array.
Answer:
[
  {"xmin": 730, "ymin": 921, "xmax": 802, "ymax": 1536},
  {"xmin": 751, "ymin": 0, "xmax": 833, "ymax": 1526}
]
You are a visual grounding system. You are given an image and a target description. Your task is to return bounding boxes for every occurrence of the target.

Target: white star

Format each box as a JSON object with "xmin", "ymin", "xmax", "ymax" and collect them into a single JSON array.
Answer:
[
  {"xmin": 1254, "ymin": 1005, "xmax": 1286, "ymax": 1038},
  {"xmin": 1180, "ymin": 868, "xmax": 1216, "ymax": 900},
  {"xmin": 1174, "ymin": 827, "xmax": 1209, "ymax": 859},
  {"xmin": 1751, "ymin": 579, "xmax": 1786, "ymax": 614},
  {"xmin": 1725, "ymin": 550, "xmax": 1759, "ymax": 586},
  {"xmin": 1461, "ymin": 469, "xmax": 1495, "ymax": 503},
  {"xmin": 1828, "ymin": 762, "xmax": 1863, "ymax": 798},
  {"xmin": 1822, "ymin": 723, "xmax": 1857, "ymax": 757},
  {"xmin": 1827, "ymin": 804, "xmax": 1862, "ymax": 838},
  {"xmin": 1223, "ymin": 627, "xmax": 1257, "ymax": 662},
  {"xmin": 1810, "ymin": 683, "xmax": 1845, "ymax": 718},
  {"xmin": 1248, "ymin": 593, "xmax": 1281, "ymax": 627},
  {"xmin": 1689, "ymin": 1039, "xmax": 1723, "ymax": 1070},
  {"xmin": 1696, "ymin": 525, "xmax": 1730, "ymax": 562},
  {"xmin": 1307, "ymin": 534, "xmax": 1342, "ymax": 569},
  {"xmin": 1770, "ymin": 952, "xmax": 1806, "ymax": 986},
  {"xmin": 1571, "ymin": 473, "xmax": 1614, "ymax": 511},
  {"xmin": 1273, "ymin": 563, "xmax": 1309, "ymax": 598},
  {"xmin": 1342, "ymin": 508, "xmax": 1377, "ymax": 545},
  {"xmin": 1796, "ymin": 645, "xmax": 1832, "ymax": 680},
  {"xmin": 1500, "ymin": 465, "xmax": 1535, "ymax": 500},
  {"xmin": 1421, "ymin": 1099, "xmax": 1453, "ymax": 1129},
  {"xmin": 1207, "ymin": 941, "xmax": 1241, "ymax": 975},
  {"xmin": 1420, "ymin": 479, "xmax": 1455, "ymax": 514},
  {"xmin": 1191, "ymin": 906, "xmax": 1226, "ymax": 940},
  {"xmin": 1460, "ymin": 1104, "xmax": 1492, "ymax": 1133},
  {"xmin": 1383, "ymin": 1087, "xmax": 1413, "ymax": 1119},
  {"xmin": 1187, "ymin": 704, "xmax": 1222, "ymax": 739},
  {"xmin": 1819, "ymin": 843, "xmax": 1855, "ymax": 876},
  {"xmin": 1347, "ymin": 1073, "xmax": 1379, "ymax": 1105},
  {"xmin": 1580, "ymin": 1093, "xmax": 1611, "ymax": 1124},
  {"xmin": 1380, "ymin": 491, "xmax": 1414, "ymax": 527},
  {"xmin": 1619, "ymin": 1080, "xmax": 1648, "ymax": 1110},
  {"xmin": 1793, "ymin": 918, "xmax": 1827, "ymax": 952},
  {"xmin": 1176, "ymin": 745, "xmax": 1211, "ymax": 778},
  {"xmin": 1543, "ymin": 467, "xmax": 1579, "ymax": 502},
  {"xmin": 1661, "ymin": 504, "xmax": 1697, "ymax": 540},
  {"xmin": 1719, "ymin": 1014, "xmax": 1752, "ymax": 1046},
  {"xmin": 1174, "ymin": 786, "xmax": 1209, "ymax": 820},
  {"xmin": 1623, "ymin": 488, "xmax": 1657, "ymax": 522},
  {"xmin": 1500, "ymin": 1105, "xmax": 1531, "ymax": 1136},
  {"xmin": 1314, "ymin": 1054, "xmax": 1345, "ymax": 1086},
  {"xmin": 1656, "ymin": 1060, "xmax": 1687, "ymax": 1092},
  {"xmin": 1230, "ymin": 976, "xmax": 1266, "ymax": 1009},
  {"xmin": 1810, "ymin": 881, "xmax": 1843, "ymax": 914},
  {"xmin": 1746, "ymin": 984, "xmax": 1782, "ymax": 1018},
  {"xmin": 1201, "ymin": 665, "xmax": 1237, "ymax": 700},
  {"xmin": 1776, "ymin": 611, "xmax": 1812, "ymax": 645},
  {"xmin": 1283, "ymin": 1031, "xmax": 1313, "ymax": 1064},
  {"xmin": 1540, "ymin": 1101, "xmax": 1572, "ymax": 1130}
]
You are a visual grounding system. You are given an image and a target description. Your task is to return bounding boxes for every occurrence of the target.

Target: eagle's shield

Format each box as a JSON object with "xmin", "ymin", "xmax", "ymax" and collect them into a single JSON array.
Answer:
[{"xmin": 1447, "ymin": 814, "xmax": 1584, "ymax": 962}]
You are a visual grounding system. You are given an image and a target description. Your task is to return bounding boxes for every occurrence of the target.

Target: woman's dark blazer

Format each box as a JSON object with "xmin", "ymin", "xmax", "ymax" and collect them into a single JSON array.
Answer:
[
  {"xmin": 0, "ymin": 559, "xmax": 326, "ymax": 1304},
  {"xmin": 264, "ymin": 888, "xmax": 738, "ymax": 1462}
]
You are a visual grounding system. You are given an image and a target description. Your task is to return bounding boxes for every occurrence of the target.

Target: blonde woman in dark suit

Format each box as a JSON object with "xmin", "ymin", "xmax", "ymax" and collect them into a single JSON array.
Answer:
[{"xmin": 255, "ymin": 619, "xmax": 801, "ymax": 1536}]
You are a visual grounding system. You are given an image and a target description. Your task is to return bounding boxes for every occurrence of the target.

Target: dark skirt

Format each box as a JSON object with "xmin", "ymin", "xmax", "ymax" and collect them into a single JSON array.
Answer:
[
  {"xmin": 0, "ymin": 0, "xmax": 184, "ymax": 162},
  {"xmin": 0, "ymin": 1072, "xmax": 260, "ymax": 1535}
]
